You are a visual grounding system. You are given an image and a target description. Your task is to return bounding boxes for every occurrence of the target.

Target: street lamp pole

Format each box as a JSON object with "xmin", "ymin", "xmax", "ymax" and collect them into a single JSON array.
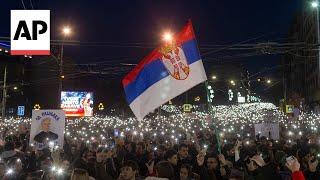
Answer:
[
  {"xmin": 59, "ymin": 26, "xmax": 71, "ymax": 108},
  {"xmin": 311, "ymin": 1, "xmax": 320, "ymax": 87},
  {"xmin": 316, "ymin": 6, "xmax": 320, "ymax": 87},
  {"xmin": 59, "ymin": 40, "xmax": 64, "ymax": 108},
  {"xmin": 1, "ymin": 65, "xmax": 7, "ymax": 121},
  {"xmin": 316, "ymin": 2, "xmax": 320, "ymax": 87}
]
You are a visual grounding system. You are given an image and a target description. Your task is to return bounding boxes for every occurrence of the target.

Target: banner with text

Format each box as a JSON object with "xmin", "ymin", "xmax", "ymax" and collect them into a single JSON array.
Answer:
[
  {"xmin": 30, "ymin": 110, "xmax": 65, "ymax": 150},
  {"xmin": 61, "ymin": 91, "xmax": 94, "ymax": 117}
]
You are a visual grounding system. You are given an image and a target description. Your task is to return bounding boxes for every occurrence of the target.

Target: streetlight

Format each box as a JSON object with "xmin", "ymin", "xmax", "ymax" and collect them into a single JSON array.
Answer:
[
  {"xmin": 59, "ymin": 25, "xmax": 72, "ymax": 108},
  {"xmin": 162, "ymin": 32, "xmax": 173, "ymax": 42},
  {"xmin": 312, "ymin": 1, "xmax": 319, "ymax": 8},
  {"xmin": 13, "ymin": 86, "xmax": 18, "ymax": 90},
  {"xmin": 212, "ymin": 75, "xmax": 217, "ymax": 80},
  {"xmin": 62, "ymin": 26, "xmax": 71, "ymax": 36},
  {"xmin": 230, "ymin": 80, "xmax": 235, "ymax": 86},
  {"xmin": 267, "ymin": 79, "xmax": 271, "ymax": 84}
]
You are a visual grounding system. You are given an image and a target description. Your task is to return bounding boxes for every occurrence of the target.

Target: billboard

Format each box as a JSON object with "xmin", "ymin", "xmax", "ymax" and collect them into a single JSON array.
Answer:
[{"xmin": 61, "ymin": 91, "xmax": 93, "ymax": 117}]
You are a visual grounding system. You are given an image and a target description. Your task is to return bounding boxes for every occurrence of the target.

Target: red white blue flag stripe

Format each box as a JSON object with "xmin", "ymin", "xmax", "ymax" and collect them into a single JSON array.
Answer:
[{"xmin": 122, "ymin": 20, "xmax": 207, "ymax": 119}]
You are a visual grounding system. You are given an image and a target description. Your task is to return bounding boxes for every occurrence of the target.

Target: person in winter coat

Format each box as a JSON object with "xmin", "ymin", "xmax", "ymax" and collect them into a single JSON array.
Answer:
[
  {"xmin": 244, "ymin": 154, "xmax": 282, "ymax": 180},
  {"xmin": 145, "ymin": 161, "xmax": 175, "ymax": 180},
  {"xmin": 118, "ymin": 160, "xmax": 142, "ymax": 180},
  {"xmin": 194, "ymin": 151, "xmax": 230, "ymax": 180},
  {"xmin": 165, "ymin": 149, "xmax": 179, "ymax": 179},
  {"xmin": 303, "ymin": 155, "xmax": 320, "ymax": 180},
  {"xmin": 179, "ymin": 164, "xmax": 200, "ymax": 180}
]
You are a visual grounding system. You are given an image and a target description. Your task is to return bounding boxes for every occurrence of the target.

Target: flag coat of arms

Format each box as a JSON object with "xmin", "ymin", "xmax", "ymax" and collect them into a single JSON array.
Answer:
[{"xmin": 123, "ymin": 20, "xmax": 207, "ymax": 119}]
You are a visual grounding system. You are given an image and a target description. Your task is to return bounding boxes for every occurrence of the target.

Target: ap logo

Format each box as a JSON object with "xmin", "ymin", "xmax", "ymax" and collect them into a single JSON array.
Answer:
[{"xmin": 11, "ymin": 10, "xmax": 50, "ymax": 55}]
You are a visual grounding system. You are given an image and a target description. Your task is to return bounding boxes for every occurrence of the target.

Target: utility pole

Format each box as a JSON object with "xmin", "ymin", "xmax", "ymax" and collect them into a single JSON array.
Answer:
[
  {"xmin": 59, "ymin": 41, "xmax": 64, "ymax": 108},
  {"xmin": 1, "ymin": 65, "xmax": 7, "ymax": 121},
  {"xmin": 311, "ymin": 1, "xmax": 320, "ymax": 91},
  {"xmin": 58, "ymin": 25, "xmax": 71, "ymax": 108},
  {"xmin": 246, "ymin": 70, "xmax": 251, "ymax": 103},
  {"xmin": 283, "ymin": 59, "xmax": 287, "ymax": 102},
  {"xmin": 316, "ymin": 7, "xmax": 320, "ymax": 89}
]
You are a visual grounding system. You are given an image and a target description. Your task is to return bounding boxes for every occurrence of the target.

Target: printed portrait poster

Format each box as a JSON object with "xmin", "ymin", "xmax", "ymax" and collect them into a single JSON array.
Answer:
[
  {"xmin": 30, "ymin": 110, "xmax": 65, "ymax": 150},
  {"xmin": 254, "ymin": 123, "xmax": 279, "ymax": 140}
]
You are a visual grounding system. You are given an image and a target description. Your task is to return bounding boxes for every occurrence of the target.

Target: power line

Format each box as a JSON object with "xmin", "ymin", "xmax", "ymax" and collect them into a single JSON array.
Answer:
[
  {"xmin": 29, "ymin": 0, "xmax": 34, "ymax": 9},
  {"xmin": 20, "ymin": 0, "xmax": 26, "ymax": 9},
  {"xmin": 201, "ymin": 34, "xmax": 272, "ymax": 57}
]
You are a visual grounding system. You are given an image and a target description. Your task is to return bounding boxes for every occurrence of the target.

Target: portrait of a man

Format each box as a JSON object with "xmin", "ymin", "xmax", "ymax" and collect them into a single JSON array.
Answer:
[{"xmin": 34, "ymin": 117, "xmax": 58, "ymax": 144}]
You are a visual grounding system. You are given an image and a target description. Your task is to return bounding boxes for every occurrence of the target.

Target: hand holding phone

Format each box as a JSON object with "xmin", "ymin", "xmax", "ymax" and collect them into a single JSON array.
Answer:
[
  {"xmin": 285, "ymin": 156, "xmax": 300, "ymax": 173},
  {"xmin": 286, "ymin": 156, "xmax": 294, "ymax": 163}
]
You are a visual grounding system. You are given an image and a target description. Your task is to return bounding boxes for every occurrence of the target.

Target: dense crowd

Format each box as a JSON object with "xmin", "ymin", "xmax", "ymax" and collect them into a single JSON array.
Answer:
[{"xmin": 0, "ymin": 103, "xmax": 319, "ymax": 180}]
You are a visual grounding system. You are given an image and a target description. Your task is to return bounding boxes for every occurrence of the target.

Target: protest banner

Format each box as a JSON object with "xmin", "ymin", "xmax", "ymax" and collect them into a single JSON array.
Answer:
[{"xmin": 30, "ymin": 110, "xmax": 65, "ymax": 150}]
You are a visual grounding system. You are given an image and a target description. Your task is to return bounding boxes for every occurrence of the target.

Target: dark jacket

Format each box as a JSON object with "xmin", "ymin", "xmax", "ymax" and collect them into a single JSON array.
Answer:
[
  {"xmin": 34, "ymin": 131, "xmax": 58, "ymax": 143},
  {"xmin": 95, "ymin": 162, "xmax": 115, "ymax": 180},
  {"xmin": 247, "ymin": 164, "xmax": 282, "ymax": 180},
  {"xmin": 194, "ymin": 164, "xmax": 230, "ymax": 180},
  {"xmin": 304, "ymin": 170, "xmax": 320, "ymax": 180}
]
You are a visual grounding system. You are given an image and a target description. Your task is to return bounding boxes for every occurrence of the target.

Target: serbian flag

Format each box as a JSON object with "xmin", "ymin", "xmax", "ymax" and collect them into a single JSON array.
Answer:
[{"xmin": 122, "ymin": 20, "xmax": 207, "ymax": 119}]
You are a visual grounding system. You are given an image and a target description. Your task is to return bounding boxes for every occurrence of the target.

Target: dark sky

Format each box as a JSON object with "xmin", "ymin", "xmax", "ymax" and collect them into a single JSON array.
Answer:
[
  {"xmin": 0, "ymin": 0, "xmax": 304, "ymax": 108},
  {"xmin": 1, "ymin": 0, "xmax": 303, "ymax": 60}
]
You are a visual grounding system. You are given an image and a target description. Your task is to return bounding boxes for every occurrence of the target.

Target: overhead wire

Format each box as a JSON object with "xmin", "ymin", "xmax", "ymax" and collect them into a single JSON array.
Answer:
[
  {"xmin": 29, "ymin": 0, "xmax": 34, "ymax": 9},
  {"xmin": 20, "ymin": 0, "xmax": 26, "ymax": 9},
  {"xmin": 201, "ymin": 33, "xmax": 274, "ymax": 57}
]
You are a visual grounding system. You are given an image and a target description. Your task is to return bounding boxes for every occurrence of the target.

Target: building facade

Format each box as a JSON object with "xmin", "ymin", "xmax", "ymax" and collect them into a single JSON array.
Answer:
[
  {"xmin": 0, "ymin": 43, "xmax": 32, "ymax": 117},
  {"xmin": 284, "ymin": 5, "xmax": 320, "ymax": 104}
]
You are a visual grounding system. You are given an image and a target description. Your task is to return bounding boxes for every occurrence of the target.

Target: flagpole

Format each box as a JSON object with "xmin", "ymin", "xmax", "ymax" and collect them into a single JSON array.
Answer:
[
  {"xmin": 188, "ymin": 19, "xmax": 221, "ymax": 153},
  {"xmin": 204, "ymin": 81, "xmax": 221, "ymax": 154}
]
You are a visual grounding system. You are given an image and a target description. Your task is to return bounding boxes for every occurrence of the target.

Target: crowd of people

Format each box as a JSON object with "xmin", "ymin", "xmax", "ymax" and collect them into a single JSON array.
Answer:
[{"xmin": 0, "ymin": 103, "xmax": 319, "ymax": 180}]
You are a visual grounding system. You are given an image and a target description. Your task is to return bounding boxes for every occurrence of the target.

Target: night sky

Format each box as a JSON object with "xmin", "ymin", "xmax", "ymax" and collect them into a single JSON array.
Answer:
[{"xmin": 0, "ymin": 0, "xmax": 305, "ymax": 111}]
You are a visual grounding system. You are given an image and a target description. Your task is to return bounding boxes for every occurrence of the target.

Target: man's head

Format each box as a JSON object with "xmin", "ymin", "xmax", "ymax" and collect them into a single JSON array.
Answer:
[
  {"xmin": 156, "ymin": 145, "xmax": 166, "ymax": 158},
  {"xmin": 41, "ymin": 118, "xmax": 52, "ymax": 132},
  {"xmin": 18, "ymin": 123, "xmax": 28, "ymax": 134},
  {"xmin": 120, "ymin": 161, "xmax": 139, "ymax": 180},
  {"xmin": 155, "ymin": 161, "xmax": 174, "ymax": 179},
  {"xmin": 62, "ymin": 160, "xmax": 70, "ymax": 170},
  {"xmin": 71, "ymin": 146, "xmax": 77, "ymax": 155},
  {"xmin": 80, "ymin": 148, "xmax": 90, "ymax": 161},
  {"xmin": 178, "ymin": 144, "xmax": 189, "ymax": 159},
  {"xmin": 125, "ymin": 142, "xmax": 136, "ymax": 153},
  {"xmin": 180, "ymin": 164, "xmax": 192, "ymax": 180},
  {"xmin": 71, "ymin": 168, "xmax": 89, "ymax": 180},
  {"xmin": 206, "ymin": 156, "xmax": 219, "ymax": 171},
  {"xmin": 223, "ymin": 144, "xmax": 235, "ymax": 157},
  {"xmin": 165, "ymin": 149, "xmax": 178, "ymax": 166},
  {"xmin": 136, "ymin": 142, "xmax": 145, "ymax": 155}
]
